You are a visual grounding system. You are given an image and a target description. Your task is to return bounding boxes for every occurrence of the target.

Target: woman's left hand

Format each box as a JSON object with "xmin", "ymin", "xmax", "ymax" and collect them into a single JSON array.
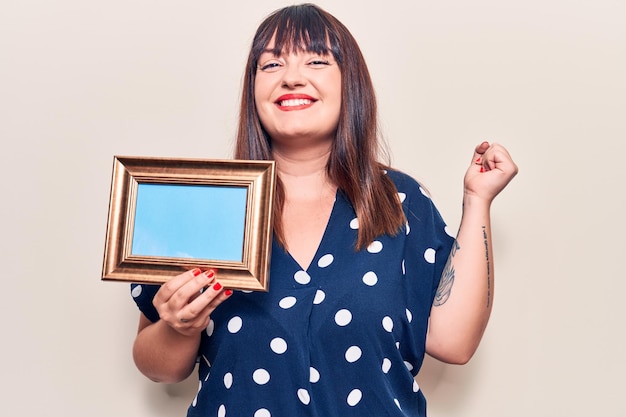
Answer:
[{"xmin": 464, "ymin": 141, "xmax": 518, "ymax": 202}]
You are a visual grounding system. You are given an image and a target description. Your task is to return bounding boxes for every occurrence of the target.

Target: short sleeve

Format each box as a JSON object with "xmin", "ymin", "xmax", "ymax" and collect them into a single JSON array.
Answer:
[
  {"xmin": 391, "ymin": 171, "xmax": 455, "ymax": 305},
  {"xmin": 130, "ymin": 283, "xmax": 161, "ymax": 322}
]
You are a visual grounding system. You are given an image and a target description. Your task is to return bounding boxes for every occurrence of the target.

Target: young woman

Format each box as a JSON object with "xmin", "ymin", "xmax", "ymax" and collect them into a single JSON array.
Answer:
[{"xmin": 131, "ymin": 4, "xmax": 518, "ymax": 416}]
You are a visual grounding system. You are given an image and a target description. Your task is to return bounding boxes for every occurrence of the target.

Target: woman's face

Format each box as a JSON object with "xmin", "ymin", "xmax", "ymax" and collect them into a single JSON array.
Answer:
[{"xmin": 254, "ymin": 43, "xmax": 342, "ymax": 150}]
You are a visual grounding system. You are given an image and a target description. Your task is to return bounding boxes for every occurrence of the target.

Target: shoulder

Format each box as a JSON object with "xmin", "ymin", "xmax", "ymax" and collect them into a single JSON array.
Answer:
[
  {"xmin": 383, "ymin": 168, "xmax": 429, "ymax": 201},
  {"xmin": 383, "ymin": 167, "xmax": 444, "ymax": 222}
]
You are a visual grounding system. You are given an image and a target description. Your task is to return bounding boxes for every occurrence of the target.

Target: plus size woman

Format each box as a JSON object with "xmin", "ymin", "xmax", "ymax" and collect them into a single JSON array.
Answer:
[{"xmin": 130, "ymin": 4, "xmax": 518, "ymax": 416}]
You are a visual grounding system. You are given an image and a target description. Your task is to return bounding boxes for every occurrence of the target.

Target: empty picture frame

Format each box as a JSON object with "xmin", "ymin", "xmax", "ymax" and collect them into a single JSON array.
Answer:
[{"xmin": 102, "ymin": 156, "xmax": 276, "ymax": 291}]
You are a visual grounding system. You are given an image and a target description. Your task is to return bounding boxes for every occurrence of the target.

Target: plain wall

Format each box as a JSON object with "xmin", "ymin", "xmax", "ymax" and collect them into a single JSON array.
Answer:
[{"xmin": 1, "ymin": 0, "xmax": 624, "ymax": 415}]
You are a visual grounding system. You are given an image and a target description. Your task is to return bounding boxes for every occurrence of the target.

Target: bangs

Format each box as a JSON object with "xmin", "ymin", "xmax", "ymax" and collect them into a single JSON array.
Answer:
[{"xmin": 252, "ymin": 4, "xmax": 340, "ymax": 61}]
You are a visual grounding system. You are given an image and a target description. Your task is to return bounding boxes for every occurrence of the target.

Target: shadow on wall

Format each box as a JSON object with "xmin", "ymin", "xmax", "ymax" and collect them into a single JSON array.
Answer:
[
  {"xmin": 417, "ymin": 354, "xmax": 481, "ymax": 413},
  {"xmin": 140, "ymin": 371, "xmax": 199, "ymax": 416}
]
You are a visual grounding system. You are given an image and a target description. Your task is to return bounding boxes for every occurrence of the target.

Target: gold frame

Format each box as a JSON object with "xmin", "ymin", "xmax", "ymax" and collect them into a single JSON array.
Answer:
[{"xmin": 102, "ymin": 156, "xmax": 275, "ymax": 291}]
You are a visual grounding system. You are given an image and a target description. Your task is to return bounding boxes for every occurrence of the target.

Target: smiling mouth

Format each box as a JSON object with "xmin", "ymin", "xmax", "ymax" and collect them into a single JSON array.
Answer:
[{"xmin": 277, "ymin": 98, "xmax": 314, "ymax": 107}]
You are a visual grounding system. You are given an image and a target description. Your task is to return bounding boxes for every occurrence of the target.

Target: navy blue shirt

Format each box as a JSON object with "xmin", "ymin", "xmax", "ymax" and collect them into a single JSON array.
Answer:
[{"xmin": 131, "ymin": 170, "xmax": 455, "ymax": 417}]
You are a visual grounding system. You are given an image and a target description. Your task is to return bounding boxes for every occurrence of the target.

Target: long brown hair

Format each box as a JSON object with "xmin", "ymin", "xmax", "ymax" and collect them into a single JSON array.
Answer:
[{"xmin": 235, "ymin": 3, "xmax": 405, "ymax": 250}]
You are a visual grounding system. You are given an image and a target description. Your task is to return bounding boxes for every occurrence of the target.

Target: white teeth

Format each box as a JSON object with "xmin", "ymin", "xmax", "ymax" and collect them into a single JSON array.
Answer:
[{"xmin": 279, "ymin": 99, "xmax": 312, "ymax": 107}]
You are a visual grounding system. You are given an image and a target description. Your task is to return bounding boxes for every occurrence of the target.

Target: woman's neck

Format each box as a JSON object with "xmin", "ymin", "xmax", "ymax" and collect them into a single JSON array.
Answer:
[
  {"xmin": 272, "ymin": 145, "xmax": 336, "ymax": 198},
  {"xmin": 272, "ymin": 142, "xmax": 331, "ymax": 176}
]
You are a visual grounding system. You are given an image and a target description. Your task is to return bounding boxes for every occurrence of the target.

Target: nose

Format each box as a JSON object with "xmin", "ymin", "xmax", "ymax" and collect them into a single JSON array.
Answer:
[{"xmin": 281, "ymin": 63, "xmax": 306, "ymax": 89}]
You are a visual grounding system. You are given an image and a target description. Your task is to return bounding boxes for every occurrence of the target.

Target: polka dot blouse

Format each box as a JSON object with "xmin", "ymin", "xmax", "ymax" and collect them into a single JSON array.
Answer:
[{"xmin": 131, "ymin": 170, "xmax": 455, "ymax": 417}]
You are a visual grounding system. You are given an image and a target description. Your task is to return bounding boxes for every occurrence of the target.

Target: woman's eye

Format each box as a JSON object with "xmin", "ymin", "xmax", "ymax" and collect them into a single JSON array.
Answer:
[
  {"xmin": 308, "ymin": 59, "xmax": 330, "ymax": 67},
  {"xmin": 259, "ymin": 62, "xmax": 282, "ymax": 72}
]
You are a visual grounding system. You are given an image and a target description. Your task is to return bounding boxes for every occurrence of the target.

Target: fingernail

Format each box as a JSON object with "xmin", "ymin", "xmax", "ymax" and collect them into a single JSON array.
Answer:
[
  {"xmin": 480, "ymin": 167, "xmax": 485, "ymax": 173},
  {"xmin": 224, "ymin": 289, "xmax": 233, "ymax": 296},
  {"xmin": 213, "ymin": 282, "xmax": 222, "ymax": 291},
  {"xmin": 192, "ymin": 268, "xmax": 202, "ymax": 276},
  {"xmin": 475, "ymin": 157, "xmax": 481, "ymax": 163},
  {"xmin": 205, "ymin": 270, "xmax": 215, "ymax": 279}
]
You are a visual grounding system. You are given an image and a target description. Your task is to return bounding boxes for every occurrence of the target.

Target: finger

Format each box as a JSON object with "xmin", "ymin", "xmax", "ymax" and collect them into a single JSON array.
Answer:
[
  {"xmin": 179, "ymin": 280, "xmax": 233, "ymax": 324},
  {"xmin": 484, "ymin": 144, "xmax": 517, "ymax": 174},
  {"xmin": 469, "ymin": 141, "xmax": 487, "ymax": 172},
  {"xmin": 471, "ymin": 141, "xmax": 491, "ymax": 167},
  {"xmin": 155, "ymin": 268, "xmax": 204, "ymax": 303},
  {"xmin": 170, "ymin": 269, "xmax": 217, "ymax": 306},
  {"xmin": 473, "ymin": 141, "xmax": 490, "ymax": 158},
  {"xmin": 178, "ymin": 289, "xmax": 232, "ymax": 332}
]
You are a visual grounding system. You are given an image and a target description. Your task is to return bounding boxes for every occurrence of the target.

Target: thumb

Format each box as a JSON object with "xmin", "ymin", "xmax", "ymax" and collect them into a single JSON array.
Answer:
[{"xmin": 471, "ymin": 141, "xmax": 490, "ymax": 168}]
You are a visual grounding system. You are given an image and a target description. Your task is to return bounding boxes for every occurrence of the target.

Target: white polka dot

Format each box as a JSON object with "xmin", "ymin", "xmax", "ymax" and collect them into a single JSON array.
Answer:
[
  {"xmin": 362, "ymin": 271, "xmax": 378, "ymax": 286},
  {"xmin": 404, "ymin": 361, "xmax": 414, "ymax": 372},
  {"xmin": 227, "ymin": 316, "xmax": 243, "ymax": 333},
  {"xmin": 396, "ymin": 342, "xmax": 400, "ymax": 349},
  {"xmin": 419, "ymin": 186, "xmax": 430, "ymax": 197},
  {"xmin": 218, "ymin": 404, "xmax": 226, "ymax": 417},
  {"xmin": 398, "ymin": 192, "xmax": 406, "ymax": 203},
  {"xmin": 345, "ymin": 346, "xmax": 362, "ymax": 363},
  {"xmin": 382, "ymin": 316, "xmax": 394, "ymax": 332},
  {"xmin": 406, "ymin": 308, "xmax": 413, "ymax": 323},
  {"xmin": 192, "ymin": 380, "xmax": 201, "ymax": 407},
  {"xmin": 382, "ymin": 358, "xmax": 392, "ymax": 373},
  {"xmin": 395, "ymin": 398, "xmax": 402, "ymax": 409},
  {"xmin": 347, "ymin": 389, "xmax": 362, "ymax": 406},
  {"xmin": 424, "ymin": 248, "xmax": 436, "ymax": 264},
  {"xmin": 313, "ymin": 290, "xmax": 326, "ymax": 304},
  {"xmin": 367, "ymin": 240, "xmax": 383, "ymax": 253},
  {"xmin": 318, "ymin": 254, "xmax": 334, "ymax": 268},
  {"xmin": 294, "ymin": 270, "xmax": 311, "ymax": 285},
  {"xmin": 405, "ymin": 221, "xmax": 411, "ymax": 235},
  {"xmin": 254, "ymin": 409, "xmax": 271, "ymax": 417},
  {"xmin": 335, "ymin": 309, "xmax": 352, "ymax": 326},
  {"xmin": 224, "ymin": 372, "xmax": 233, "ymax": 389},
  {"xmin": 413, "ymin": 380, "xmax": 420, "ymax": 392},
  {"xmin": 279, "ymin": 296, "xmax": 297, "ymax": 309},
  {"xmin": 350, "ymin": 218, "xmax": 359, "ymax": 229},
  {"xmin": 270, "ymin": 337, "xmax": 287, "ymax": 354},
  {"xmin": 310, "ymin": 367, "xmax": 320, "ymax": 383},
  {"xmin": 241, "ymin": 289, "xmax": 253, "ymax": 294},
  {"xmin": 131, "ymin": 285, "xmax": 142, "ymax": 298},
  {"xmin": 445, "ymin": 225, "xmax": 455, "ymax": 237},
  {"xmin": 297, "ymin": 388, "xmax": 311, "ymax": 405},
  {"xmin": 253, "ymin": 368, "xmax": 270, "ymax": 385},
  {"xmin": 206, "ymin": 320, "xmax": 215, "ymax": 336}
]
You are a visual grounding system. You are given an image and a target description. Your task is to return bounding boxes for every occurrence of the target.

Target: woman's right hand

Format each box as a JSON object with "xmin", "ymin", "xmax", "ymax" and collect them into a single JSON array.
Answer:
[{"xmin": 153, "ymin": 268, "xmax": 232, "ymax": 337}]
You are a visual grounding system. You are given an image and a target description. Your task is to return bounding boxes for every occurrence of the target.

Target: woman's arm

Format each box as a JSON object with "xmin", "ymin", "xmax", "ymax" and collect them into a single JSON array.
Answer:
[
  {"xmin": 132, "ymin": 269, "xmax": 231, "ymax": 383},
  {"xmin": 426, "ymin": 142, "xmax": 518, "ymax": 364},
  {"xmin": 133, "ymin": 314, "xmax": 202, "ymax": 383}
]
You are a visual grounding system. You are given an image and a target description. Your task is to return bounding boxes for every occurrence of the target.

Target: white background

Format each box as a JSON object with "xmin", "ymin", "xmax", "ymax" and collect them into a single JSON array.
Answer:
[{"xmin": 1, "ymin": 0, "xmax": 624, "ymax": 415}]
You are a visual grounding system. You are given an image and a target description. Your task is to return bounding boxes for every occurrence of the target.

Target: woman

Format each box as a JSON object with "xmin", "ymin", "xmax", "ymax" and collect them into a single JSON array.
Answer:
[{"xmin": 131, "ymin": 4, "xmax": 518, "ymax": 416}]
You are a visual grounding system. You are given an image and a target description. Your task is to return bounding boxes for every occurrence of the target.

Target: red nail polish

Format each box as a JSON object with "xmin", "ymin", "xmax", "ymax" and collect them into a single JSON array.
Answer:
[
  {"xmin": 475, "ymin": 157, "xmax": 481, "ymax": 163},
  {"xmin": 213, "ymin": 282, "xmax": 222, "ymax": 291},
  {"xmin": 192, "ymin": 268, "xmax": 202, "ymax": 276},
  {"xmin": 224, "ymin": 289, "xmax": 233, "ymax": 296},
  {"xmin": 480, "ymin": 167, "xmax": 485, "ymax": 173},
  {"xmin": 205, "ymin": 270, "xmax": 215, "ymax": 279}
]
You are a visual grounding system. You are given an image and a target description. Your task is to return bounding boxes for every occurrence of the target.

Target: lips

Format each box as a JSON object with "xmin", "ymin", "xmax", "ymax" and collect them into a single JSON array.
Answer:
[{"xmin": 275, "ymin": 94, "xmax": 316, "ymax": 110}]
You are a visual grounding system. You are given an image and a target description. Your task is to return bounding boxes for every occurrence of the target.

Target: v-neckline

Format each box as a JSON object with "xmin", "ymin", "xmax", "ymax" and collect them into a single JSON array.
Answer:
[{"xmin": 284, "ymin": 190, "xmax": 340, "ymax": 273}]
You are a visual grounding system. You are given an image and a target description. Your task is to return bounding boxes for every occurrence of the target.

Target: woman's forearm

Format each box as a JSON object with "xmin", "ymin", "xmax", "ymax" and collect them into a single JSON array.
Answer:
[
  {"xmin": 132, "ymin": 315, "xmax": 201, "ymax": 383},
  {"xmin": 426, "ymin": 194, "xmax": 494, "ymax": 364}
]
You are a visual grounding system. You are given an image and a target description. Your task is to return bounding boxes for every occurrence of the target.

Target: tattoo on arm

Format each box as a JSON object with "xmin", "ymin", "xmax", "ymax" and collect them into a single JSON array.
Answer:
[
  {"xmin": 483, "ymin": 226, "xmax": 491, "ymax": 308},
  {"xmin": 433, "ymin": 240, "xmax": 459, "ymax": 306}
]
